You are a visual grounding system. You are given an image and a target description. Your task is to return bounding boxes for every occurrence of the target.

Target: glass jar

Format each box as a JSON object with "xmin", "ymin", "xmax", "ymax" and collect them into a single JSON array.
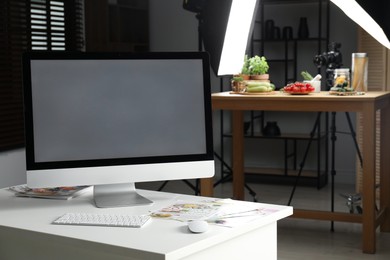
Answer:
[
  {"xmin": 352, "ymin": 53, "xmax": 368, "ymax": 93},
  {"xmin": 333, "ymin": 68, "xmax": 350, "ymax": 90}
]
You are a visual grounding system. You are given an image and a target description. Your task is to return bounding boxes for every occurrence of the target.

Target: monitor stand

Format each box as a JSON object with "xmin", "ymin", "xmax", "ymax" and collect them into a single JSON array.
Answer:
[{"xmin": 93, "ymin": 183, "xmax": 153, "ymax": 208}]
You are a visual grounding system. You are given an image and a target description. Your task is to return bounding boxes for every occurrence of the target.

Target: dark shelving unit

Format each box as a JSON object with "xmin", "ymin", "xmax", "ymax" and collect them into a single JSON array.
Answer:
[
  {"xmin": 250, "ymin": 0, "xmax": 330, "ymax": 87},
  {"xmin": 218, "ymin": 0, "xmax": 330, "ymax": 189}
]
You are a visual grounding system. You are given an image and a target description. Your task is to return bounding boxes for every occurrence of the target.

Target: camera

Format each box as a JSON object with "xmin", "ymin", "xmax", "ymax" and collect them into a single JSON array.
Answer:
[
  {"xmin": 313, "ymin": 42, "xmax": 343, "ymax": 69},
  {"xmin": 313, "ymin": 42, "xmax": 343, "ymax": 89}
]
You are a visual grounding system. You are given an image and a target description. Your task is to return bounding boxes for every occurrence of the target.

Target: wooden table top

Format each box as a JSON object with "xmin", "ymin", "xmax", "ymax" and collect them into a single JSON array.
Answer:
[{"xmin": 211, "ymin": 91, "xmax": 390, "ymax": 112}]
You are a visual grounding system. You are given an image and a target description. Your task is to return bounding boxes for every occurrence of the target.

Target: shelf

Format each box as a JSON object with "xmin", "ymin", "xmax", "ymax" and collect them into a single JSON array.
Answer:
[
  {"xmin": 252, "ymin": 38, "xmax": 328, "ymax": 43},
  {"xmin": 266, "ymin": 59, "xmax": 294, "ymax": 63},
  {"xmin": 262, "ymin": 0, "xmax": 325, "ymax": 4},
  {"xmin": 244, "ymin": 167, "xmax": 328, "ymax": 188},
  {"xmin": 251, "ymin": 0, "xmax": 329, "ymax": 86},
  {"xmin": 223, "ymin": 132, "xmax": 326, "ymax": 141},
  {"xmin": 246, "ymin": 167, "xmax": 323, "ymax": 178},
  {"xmin": 217, "ymin": 0, "xmax": 329, "ymax": 189}
]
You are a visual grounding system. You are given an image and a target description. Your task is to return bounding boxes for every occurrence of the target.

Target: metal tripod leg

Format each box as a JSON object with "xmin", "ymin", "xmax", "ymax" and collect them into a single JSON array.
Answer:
[
  {"xmin": 214, "ymin": 152, "xmax": 258, "ymax": 202},
  {"xmin": 330, "ymin": 112, "xmax": 365, "ymax": 230},
  {"xmin": 345, "ymin": 112, "xmax": 363, "ymax": 167},
  {"xmin": 157, "ymin": 180, "xmax": 199, "ymax": 195},
  {"xmin": 329, "ymin": 112, "xmax": 362, "ymax": 231},
  {"xmin": 330, "ymin": 112, "xmax": 337, "ymax": 231},
  {"xmin": 285, "ymin": 109, "xmax": 366, "ymax": 232}
]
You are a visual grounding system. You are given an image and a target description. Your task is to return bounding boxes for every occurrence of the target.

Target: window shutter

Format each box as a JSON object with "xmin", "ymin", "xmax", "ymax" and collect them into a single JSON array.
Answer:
[
  {"xmin": 0, "ymin": 0, "xmax": 28, "ymax": 151},
  {"xmin": 0, "ymin": 0, "xmax": 84, "ymax": 151}
]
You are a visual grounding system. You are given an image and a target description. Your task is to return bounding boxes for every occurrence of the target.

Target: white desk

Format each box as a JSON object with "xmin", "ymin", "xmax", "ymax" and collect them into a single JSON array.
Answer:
[{"xmin": 0, "ymin": 187, "xmax": 292, "ymax": 260}]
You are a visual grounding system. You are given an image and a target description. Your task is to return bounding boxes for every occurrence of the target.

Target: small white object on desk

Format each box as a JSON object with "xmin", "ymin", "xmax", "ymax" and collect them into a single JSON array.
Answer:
[
  {"xmin": 310, "ymin": 74, "xmax": 322, "ymax": 92},
  {"xmin": 187, "ymin": 220, "xmax": 209, "ymax": 233},
  {"xmin": 304, "ymin": 74, "xmax": 322, "ymax": 93}
]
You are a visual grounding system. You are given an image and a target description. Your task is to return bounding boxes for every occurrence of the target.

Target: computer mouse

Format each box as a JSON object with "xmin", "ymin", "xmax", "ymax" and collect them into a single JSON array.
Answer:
[{"xmin": 188, "ymin": 220, "xmax": 209, "ymax": 233}]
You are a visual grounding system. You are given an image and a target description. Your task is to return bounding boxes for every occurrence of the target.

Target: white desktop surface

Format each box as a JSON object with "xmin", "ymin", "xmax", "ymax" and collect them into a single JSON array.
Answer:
[{"xmin": 0, "ymin": 187, "xmax": 292, "ymax": 260}]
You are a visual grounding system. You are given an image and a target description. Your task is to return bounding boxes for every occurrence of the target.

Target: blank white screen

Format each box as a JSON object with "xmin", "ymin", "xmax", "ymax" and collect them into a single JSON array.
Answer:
[{"xmin": 30, "ymin": 59, "xmax": 206, "ymax": 163}]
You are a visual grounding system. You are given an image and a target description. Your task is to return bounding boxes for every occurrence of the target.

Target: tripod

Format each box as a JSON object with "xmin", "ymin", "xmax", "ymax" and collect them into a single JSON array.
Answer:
[
  {"xmin": 287, "ymin": 111, "xmax": 363, "ymax": 231},
  {"xmin": 157, "ymin": 10, "xmax": 258, "ymax": 200},
  {"xmin": 214, "ymin": 151, "xmax": 258, "ymax": 201}
]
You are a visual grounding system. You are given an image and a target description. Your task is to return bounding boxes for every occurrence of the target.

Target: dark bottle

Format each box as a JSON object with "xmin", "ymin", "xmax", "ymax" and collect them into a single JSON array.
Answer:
[
  {"xmin": 298, "ymin": 17, "xmax": 309, "ymax": 39},
  {"xmin": 265, "ymin": 20, "xmax": 275, "ymax": 39},
  {"xmin": 283, "ymin": 26, "xmax": 293, "ymax": 40}
]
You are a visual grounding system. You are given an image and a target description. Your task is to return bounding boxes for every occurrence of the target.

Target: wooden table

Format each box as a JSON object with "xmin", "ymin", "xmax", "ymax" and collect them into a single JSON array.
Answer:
[{"xmin": 200, "ymin": 91, "xmax": 390, "ymax": 254}]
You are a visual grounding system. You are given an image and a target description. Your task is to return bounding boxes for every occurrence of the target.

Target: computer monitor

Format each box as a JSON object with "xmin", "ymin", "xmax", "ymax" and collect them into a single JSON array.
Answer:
[{"xmin": 22, "ymin": 51, "xmax": 215, "ymax": 208}]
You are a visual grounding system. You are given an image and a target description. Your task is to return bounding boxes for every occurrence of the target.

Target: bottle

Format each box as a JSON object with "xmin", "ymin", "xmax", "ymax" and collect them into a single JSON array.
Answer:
[
  {"xmin": 265, "ymin": 20, "xmax": 275, "ymax": 39},
  {"xmin": 298, "ymin": 17, "xmax": 309, "ymax": 39},
  {"xmin": 283, "ymin": 26, "xmax": 293, "ymax": 40},
  {"xmin": 351, "ymin": 53, "xmax": 368, "ymax": 93}
]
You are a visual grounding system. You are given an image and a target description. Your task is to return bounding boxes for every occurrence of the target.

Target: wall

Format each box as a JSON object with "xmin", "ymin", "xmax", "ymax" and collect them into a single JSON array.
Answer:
[{"xmin": 0, "ymin": 149, "xmax": 26, "ymax": 188}]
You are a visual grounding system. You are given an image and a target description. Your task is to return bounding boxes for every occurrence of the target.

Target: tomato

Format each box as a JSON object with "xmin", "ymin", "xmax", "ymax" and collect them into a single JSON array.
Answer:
[
  {"xmin": 284, "ymin": 81, "xmax": 315, "ymax": 93},
  {"xmin": 307, "ymin": 85, "xmax": 315, "ymax": 91},
  {"xmin": 292, "ymin": 86, "xmax": 300, "ymax": 92}
]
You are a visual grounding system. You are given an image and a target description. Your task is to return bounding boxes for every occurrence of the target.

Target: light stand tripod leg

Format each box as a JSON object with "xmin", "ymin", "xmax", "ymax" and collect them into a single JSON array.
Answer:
[
  {"xmin": 157, "ymin": 181, "xmax": 169, "ymax": 191},
  {"xmin": 213, "ymin": 151, "xmax": 233, "ymax": 186},
  {"xmin": 345, "ymin": 112, "xmax": 363, "ymax": 167},
  {"xmin": 214, "ymin": 151, "xmax": 258, "ymax": 201},
  {"xmin": 157, "ymin": 179, "xmax": 199, "ymax": 194},
  {"xmin": 288, "ymin": 112, "xmax": 322, "ymax": 205},
  {"xmin": 329, "ymin": 112, "xmax": 363, "ymax": 231},
  {"xmin": 330, "ymin": 112, "xmax": 337, "ymax": 232}
]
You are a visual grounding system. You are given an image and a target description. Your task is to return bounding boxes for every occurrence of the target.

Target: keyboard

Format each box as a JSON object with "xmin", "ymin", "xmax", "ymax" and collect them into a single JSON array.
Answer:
[{"xmin": 52, "ymin": 212, "xmax": 151, "ymax": 228}]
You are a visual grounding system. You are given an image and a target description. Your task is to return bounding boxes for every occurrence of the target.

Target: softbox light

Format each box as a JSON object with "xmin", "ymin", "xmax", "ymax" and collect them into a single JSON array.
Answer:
[
  {"xmin": 200, "ymin": 0, "xmax": 259, "ymax": 76},
  {"xmin": 331, "ymin": 0, "xmax": 390, "ymax": 49}
]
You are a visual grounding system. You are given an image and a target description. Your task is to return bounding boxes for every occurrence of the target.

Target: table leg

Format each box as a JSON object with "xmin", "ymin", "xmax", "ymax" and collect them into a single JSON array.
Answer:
[
  {"xmin": 362, "ymin": 104, "xmax": 377, "ymax": 254},
  {"xmin": 232, "ymin": 111, "xmax": 245, "ymax": 200},
  {"xmin": 200, "ymin": 178, "xmax": 214, "ymax": 197},
  {"xmin": 380, "ymin": 103, "xmax": 390, "ymax": 232}
]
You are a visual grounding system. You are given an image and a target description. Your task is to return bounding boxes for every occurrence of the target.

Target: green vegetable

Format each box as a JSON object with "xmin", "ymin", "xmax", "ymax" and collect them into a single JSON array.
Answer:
[
  {"xmin": 241, "ymin": 55, "xmax": 251, "ymax": 75},
  {"xmin": 232, "ymin": 76, "xmax": 243, "ymax": 82},
  {"xmin": 301, "ymin": 71, "xmax": 314, "ymax": 81},
  {"xmin": 246, "ymin": 85, "xmax": 272, "ymax": 92},
  {"xmin": 248, "ymin": 56, "xmax": 269, "ymax": 75},
  {"xmin": 246, "ymin": 81, "xmax": 271, "ymax": 88}
]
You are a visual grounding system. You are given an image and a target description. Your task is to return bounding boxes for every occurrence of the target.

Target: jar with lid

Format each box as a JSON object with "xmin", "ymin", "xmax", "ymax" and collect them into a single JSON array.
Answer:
[
  {"xmin": 333, "ymin": 68, "xmax": 350, "ymax": 90},
  {"xmin": 351, "ymin": 53, "xmax": 368, "ymax": 93}
]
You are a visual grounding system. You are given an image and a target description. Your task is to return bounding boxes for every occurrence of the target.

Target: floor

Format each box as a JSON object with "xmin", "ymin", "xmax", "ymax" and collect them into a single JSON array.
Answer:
[{"xmin": 138, "ymin": 177, "xmax": 390, "ymax": 259}]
